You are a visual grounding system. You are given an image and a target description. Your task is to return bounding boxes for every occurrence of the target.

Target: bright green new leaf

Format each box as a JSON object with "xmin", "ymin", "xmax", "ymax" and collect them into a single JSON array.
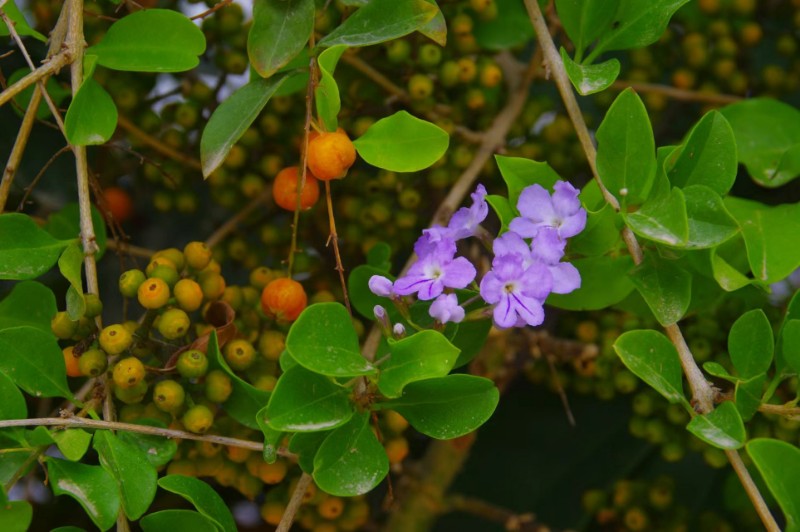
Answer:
[
  {"xmin": 158, "ymin": 475, "xmax": 237, "ymax": 532},
  {"xmin": 377, "ymin": 375, "xmax": 499, "ymax": 439},
  {"xmin": 486, "ymin": 195, "xmax": 515, "ymax": 234},
  {"xmin": 265, "ymin": 365, "xmax": 354, "ymax": 432},
  {"xmin": 596, "ymin": 88, "xmax": 656, "ymax": 205},
  {"xmin": 140, "ymin": 510, "xmax": 219, "ymax": 532},
  {"xmin": 94, "ymin": 431, "xmax": 157, "ymax": 520},
  {"xmin": 747, "ymin": 438, "xmax": 800, "ymax": 531},
  {"xmin": 289, "ymin": 431, "xmax": 330, "ymax": 474},
  {"xmin": 590, "ymin": 0, "xmax": 691, "ymax": 59},
  {"xmin": 474, "ymin": 0, "xmax": 534, "ymax": 50},
  {"xmin": 64, "ymin": 77, "xmax": 117, "ymax": 146},
  {"xmin": 378, "ymin": 330, "xmax": 460, "ymax": 398},
  {"xmin": 725, "ymin": 197, "xmax": 800, "ymax": 284},
  {"xmin": 0, "ymin": 372, "xmax": 26, "ymax": 420},
  {"xmin": 419, "ymin": 0, "xmax": 447, "ymax": 46},
  {"xmin": 614, "ymin": 330, "xmax": 687, "ymax": 405},
  {"xmin": 703, "ymin": 361, "xmax": 738, "ymax": 383},
  {"xmin": 0, "ymin": 326, "xmax": 72, "ymax": 399},
  {"xmin": 735, "ymin": 373, "xmax": 766, "ymax": 421},
  {"xmin": 287, "ymin": 303, "xmax": 375, "ymax": 376},
  {"xmin": 561, "ymin": 49, "xmax": 620, "ymax": 95},
  {"xmin": 0, "ymin": 498, "xmax": 32, "ymax": 532},
  {"xmin": 47, "ymin": 458, "xmax": 120, "ymax": 531},
  {"xmin": 0, "ymin": 213, "xmax": 75, "ymax": 280},
  {"xmin": 569, "ymin": 203, "xmax": 622, "ymax": 257},
  {"xmin": 89, "ymin": 9, "xmax": 205, "ymax": 72},
  {"xmin": 721, "ymin": 98, "xmax": 800, "ymax": 188},
  {"xmin": 683, "ymin": 185, "xmax": 739, "ymax": 249},
  {"xmin": 728, "ymin": 309, "xmax": 773, "ymax": 379},
  {"xmin": 686, "ymin": 401, "xmax": 746, "ymax": 450},
  {"xmin": 665, "ymin": 111, "xmax": 737, "ymax": 195},
  {"xmin": 318, "ymin": 0, "xmax": 437, "ymax": 48},
  {"xmin": 555, "ymin": 0, "xmax": 619, "ymax": 58},
  {"xmin": 207, "ymin": 331, "xmax": 271, "ymax": 429},
  {"xmin": 780, "ymin": 320, "xmax": 800, "ymax": 374},
  {"xmin": 26, "ymin": 426, "xmax": 54, "ymax": 447},
  {"xmin": 624, "ymin": 187, "xmax": 689, "ymax": 246},
  {"xmin": 0, "ymin": 1, "xmax": 46, "ymax": 41},
  {"xmin": 547, "ymin": 255, "xmax": 635, "ymax": 310},
  {"xmin": 53, "ymin": 429, "xmax": 92, "ymax": 461},
  {"xmin": 0, "ymin": 281, "xmax": 56, "ymax": 333},
  {"xmin": 201, "ymin": 71, "xmax": 299, "ymax": 177},
  {"xmin": 629, "ymin": 255, "xmax": 691, "ymax": 326},
  {"xmin": 315, "ymin": 45, "xmax": 348, "ymax": 131},
  {"xmin": 354, "ymin": 111, "xmax": 448, "ymax": 172},
  {"xmin": 45, "ymin": 203, "xmax": 107, "ymax": 260},
  {"xmin": 313, "ymin": 412, "xmax": 389, "ymax": 496},
  {"xmin": 495, "ymin": 155, "xmax": 560, "ymax": 207},
  {"xmin": 117, "ymin": 421, "xmax": 177, "ymax": 468},
  {"xmin": 249, "ymin": 0, "xmax": 314, "ymax": 78},
  {"xmin": 59, "ymin": 241, "xmax": 86, "ymax": 320}
]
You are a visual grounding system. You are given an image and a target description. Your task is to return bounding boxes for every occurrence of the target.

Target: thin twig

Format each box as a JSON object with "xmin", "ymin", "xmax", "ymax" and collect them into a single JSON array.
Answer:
[
  {"xmin": 189, "ymin": 0, "xmax": 233, "ymax": 20},
  {"xmin": 0, "ymin": 51, "xmax": 72, "ymax": 109},
  {"xmin": 117, "ymin": 114, "xmax": 203, "ymax": 172},
  {"xmin": 105, "ymin": 239, "xmax": 156, "ymax": 259},
  {"xmin": 16, "ymin": 145, "xmax": 71, "ymax": 210},
  {"xmin": 611, "ymin": 80, "xmax": 742, "ymax": 105},
  {"xmin": 325, "ymin": 180, "xmax": 351, "ymax": 314},
  {"xmin": 205, "ymin": 187, "xmax": 271, "ymax": 249},
  {"xmin": 0, "ymin": 86, "xmax": 41, "ymax": 213},
  {"xmin": 758, "ymin": 403, "xmax": 800, "ymax": 418},
  {"xmin": 277, "ymin": 472, "xmax": 313, "ymax": 532},
  {"xmin": 445, "ymin": 495, "xmax": 549, "ymax": 531}
]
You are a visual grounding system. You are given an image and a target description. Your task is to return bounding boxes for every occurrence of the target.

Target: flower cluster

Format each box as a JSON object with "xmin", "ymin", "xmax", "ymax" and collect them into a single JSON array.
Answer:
[{"xmin": 370, "ymin": 181, "xmax": 586, "ymax": 330}]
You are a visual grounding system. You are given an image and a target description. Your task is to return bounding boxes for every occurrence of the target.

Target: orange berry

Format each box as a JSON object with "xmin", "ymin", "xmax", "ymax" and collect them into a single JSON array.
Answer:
[
  {"xmin": 63, "ymin": 346, "xmax": 82, "ymax": 378},
  {"xmin": 137, "ymin": 278, "xmax": 170, "ymax": 309},
  {"xmin": 102, "ymin": 186, "xmax": 134, "ymax": 223},
  {"xmin": 385, "ymin": 437, "xmax": 409, "ymax": 464},
  {"xmin": 307, "ymin": 130, "xmax": 357, "ymax": 181},
  {"xmin": 272, "ymin": 166, "xmax": 319, "ymax": 211},
  {"xmin": 260, "ymin": 278, "xmax": 307, "ymax": 322}
]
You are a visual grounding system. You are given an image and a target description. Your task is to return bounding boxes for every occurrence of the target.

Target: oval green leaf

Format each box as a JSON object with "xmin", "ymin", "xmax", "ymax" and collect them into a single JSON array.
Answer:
[
  {"xmin": 747, "ymin": 438, "xmax": 800, "ymax": 531},
  {"xmin": 158, "ymin": 475, "xmax": 237, "ymax": 532},
  {"xmin": 0, "ymin": 326, "xmax": 72, "ymax": 399},
  {"xmin": 614, "ymin": 329, "xmax": 687, "ymax": 405},
  {"xmin": 0, "ymin": 372, "xmax": 26, "ymax": 420},
  {"xmin": 728, "ymin": 309, "xmax": 774, "ymax": 380},
  {"xmin": 248, "ymin": 0, "xmax": 314, "ymax": 78},
  {"xmin": 118, "ymin": 420, "xmax": 177, "ymax": 469},
  {"xmin": 629, "ymin": 254, "xmax": 691, "ymax": 327},
  {"xmin": 289, "ymin": 431, "xmax": 330, "ymax": 474},
  {"xmin": 683, "ymin": 185, "xmax": 739, "ymax": 249},
  {"xmin": 547, "ymin": 255, "xmax": 635, "ymax": 310},
  {"xmin": 140, "ymin": 510, "xmax": 218, "ymax": 532},
  {"xmin": 64, "ymin": 77, "xmax": 117, "ymax": 146},
  {"xmin": 0, "ymin": 281, "xmax": 56, "ymax": 333},
  {"xmin": 624, "ymin": 187, "xmax": 688, "ymax": 246},
  {"xmin": 93, "ymin": 431, "xmax": 157, "ymax": 520},
  {"xmin": 315, "ymin": 45, "xmax": 348, "ymax": 132},
  {"xmin": 53, "ymin": 429, "xmax": 92, "ymax": 462},
  {"xmin": 378, "ymin": 330, "xmax": 460, "ymax": 398},
  {"xmin": 317, "ymin": 0, "xmax": 437, "ymax": 48},
  {"xmin": 47, "ymin": 458, "xmax": 120, "ymax": 531},
  {"xmin": 495, "ymin": 155, "xmax": 561, "ymax": 208},
  {"xmin": 590, "ymin": 0, "xmax": 691, "ymax": 58},
  {"xmin": 354, "ymin": 111, "xmax": 448, "ymax": 172},
  {"xmin": 0, "ymin": 213, "xmax": 74, "ymax": 280},
  {"xmin": 44, "ymin": 203, "xmax": 107, "ymax": 260},
  {"xmin": 555, "ymin": 0, "xmax": 619, "ymax": 58},
  {"xmin": 686, "ymin": 401, "xmax": 746, "ymax": 450},
  {"xmin": 561, "ymin": 48, "xmax": 620, "ymax": 96},
  {"xmin": 473, "ymin": 0, "xmax": 534, "ymax": 51}
]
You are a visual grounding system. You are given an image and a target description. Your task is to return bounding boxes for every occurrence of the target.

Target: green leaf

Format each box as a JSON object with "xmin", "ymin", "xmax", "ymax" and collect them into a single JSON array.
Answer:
[
  {"xmin": 317, "ymin": 0, "xmax": 437, "ymax": 48},
  {"xmin": 140, "ymin": 510, "xmax": 219, "ymax": 532},
  {"xmin": 486, "ymin": 195, "xmax": 515, "ymax": 234},
  {"xmin": 7, "ymin": 68, "xmax": 71, "ymax": 119},
  {"xmin": 348, "ymin": 265, "xmax": 397, "ymax": 321},
  {"xmin": 777, "ymin": 292, "xmax": 800, "ymax": 375},
  {"xmin": 366, "ymin": 242, "xmax": 392, "ymax": 272},
  {"xmin": 624, "ymin": 187, "xmax": 689, "ymax": 246},
  {"xmin": 555, "ymin": 0, "xmax": 619, "ymax": 58},
  {"xmin": 590, "ymin": 0, "xmax": 691, "ymax": 58},
  {"xmin": 0, "ymin": 213, "xmax": 74, "ymax": 280},
  {"xmin": 117, "ymin": 420, "xmax": 177, "ymax": 468},
  {"xmin": 0, "ymin": 281, "xmax": 56, "ymax": 333},
  {"xmin": 64, "ymin": 77, "xmax": 117, "ymax": 146},
  {"xmin": 595, "ymin": 88, "xmax": 656, "ymax": 205},
  {"xmin": 0, "ymin": 372, "xmax": 26, "ymax": 420},
  {"xmin": 686, "ymin": 401, "xmax": 746, "ymax": 450},
  {"xmin": 614, "ymin": 330, "xmax": 687, "ymax": 405},
  {"xmin": 547, "ymin": 255, "xmax": 635, "ymax": 310},
  {"xmin": 629, "ymin": 255, "xmax": 691, "ymax": 326},
  {"xmin": 0, "ymin": 1, "xmax": 46, "ymax": 41},
  {"xmin": 0, "ymin": 498, "xmax": 32, "ymax": 532},
  {"xmin": 378, "ymin": 331, "xmax": 460, "ymax": 398},
  {"xmin": 287, "ymin": 303, "xmax": 375, "ymax": 377},
  {"xmin": 561, "ymin": 49, "xmax": 620, "ymax": 96},
  {"xmin": 53, "ymin": 429, "xmax": 92, "ymax": 461},
  {"xmin": 721, "ymin": 98, "xmax": 800, "ymax": 188},
  {"xmin": 313, "ymin": 412, "xmax": 389, "ymax": 496},
  {"xmin": 780, "ymin": 320, "xmax": 800, "ymax": 375},
  {"xmin": 568, "ymin": 202, "xmax": 623, "ymax": 256},
  {"xmin": 44, "ymin": 203, "xmax": 107, "ymax": 260},
  {"xmin": 724, "ymin": 197, "xmax": 800, "ymax": 284},
  {"xmin": 93, "ymin": 431, "xmax": 157, "ymax": 520},
  {"xmin": 315, "ymin": 45, "xmax": 348, "ymax": 131},
  {"xmin": 354, "ymin": 111, "xmax": 448, "ymax": 172},
  {"xmin": 473, "ymin": 0, "xmax": 534, "ymax": 51},
  {"xmin": 248, "ymin": 0, "xmax": 313, "ymax": 78},
  {"xmin": 418, "ymin": 0, "xmax": 446, "ymax": 46},
  {"xmin": 747, "ymin": 438, "xmax": 800, "ymax": 531},
  {"xmin": 495, "ymin": 155, "xmax": 560, "ymax": 208},
  {"xmin": 735, "ymin": 373, "xmax": 766, "ymax": 421},
  {"xmin": 703, "ymin": 361, "xmax": 738, "ymax": 383},
  {"xmin": 256, "ymin": 414, "xmax": 283, "ymax": 464},
  {"xmin": 265, "ymin": 365, "xmax": 354, "ymax": 432},
  {"xmin": 47, "ymin": 458, "xmax": 120, "ymax": 531},
  {"xmin": 683, "ymin": 185, "xmax": 739, "ymax": 249},
  {"xmin": 59, "ymin": 241, "xmax": 86, "ymax": 320},
  {"xmin": 89, "ymin": 9, "xmax": 205, "ymax": 72},
  {"xmin": 289, "ymin": 431, "xmax": 329, "ymax": 474},
  {"xmin": 665, "ymin": 111, "xmax": 737, "ymax": 195},
  {"xmin": 201, "ymin": 71, "xmax": 299, "ymax": 177},
  {"xmin": 158, "ymin": 475, "xmax": 237, "ymax": 532},
  {"xmin": 450, "ymin": 314, "xmax": 492, "ymax": 368},
  {"xmin": 377, "ymin": 374, "xmax": 499, "ymax": 439},
  {"xmin": 728, "ymin": 309, "xmax": 773, "ymax": 380},
  {"xmin": 708, "ymin": 238, "xmax": 751, "ymax": 291},
  {"xmin": 207, "ymin": 331, "xmax": 271, "ymax": 429},
  {"xmin": 0, "ymin": 326, "xmax": 72, "ymax": 399}
]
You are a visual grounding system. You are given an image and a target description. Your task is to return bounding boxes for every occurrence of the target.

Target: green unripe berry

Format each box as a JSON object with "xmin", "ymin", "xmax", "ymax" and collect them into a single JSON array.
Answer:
[
  {"xmin": 199, "ymin": 272, "xmax": 226, "ymax": 301},
  {"xmin": 148, "ymin": 264, "xmax": 180, "ymax": 288},
  {"xmin": 98, "ymin": 324, "xmax": 133, "ymax": 355},
  {"xmin": 398, "ymin": 188, "xmax": 421, "ymax": 209},
  {"xmin": 119, "ymin": 269, "xmax": 146, "ymax": 298},
  {"xmin": 84, "ymin": 293, "xmax": 103, "ymax": 318},
  {"xmin": 51, "ymin": 311, "xmax": 79, "ymax": 339},
  {"xmin": 153, "ymin": 379, "xmax": 186, "ymax": 413},
  {"xmin": 114, "ymin": 379, "xmax": 148, "ymax": 405},
  {"xmin": 138, "ymin": 278, "xmax": 171, "ymax": 309},
  {"xmin": 385, "ymin": 39, "xmax": 411, "ymax": 64},
  {"xmin": 205, "ymin": 369, "xmax": 233, "ymax": 403},
  {"xmin": 78, "ymin": 348, "xmax": 108, "ymax": 377},
  {"xmin": 258, "ymin": 330, "xmax": 286, "ymax": 361},
  {"xmin": 418, "ymin": 43, "xmax": 442, "ymax": 68},
  {"xmin": 157, "ymin": 308, "xmax": 191, "ymax": 340},
  {"xmin": 439, "ymin": 61, "xmax": 460, "ymax": 88},
  {"xmin": 182, "ymin": 404, "xmax": 214, "ymax": 434},
  {"xmin": 407, "ymin": 74, "xmax": 434, "ymax": 100},
  {"xmin": 113, "ymin": 357, "xmax": 146, "ymax": 390},
  {"xmin": 177, "ymin": 349, "xmax": 209, "ymax": 379},
  {"xmin": 224, "ymin": 339, "xmax": 256, "ymax": 371},
  {"xmin": 184, "ymin": 241, "xmax": 213, "ymax": 271}
]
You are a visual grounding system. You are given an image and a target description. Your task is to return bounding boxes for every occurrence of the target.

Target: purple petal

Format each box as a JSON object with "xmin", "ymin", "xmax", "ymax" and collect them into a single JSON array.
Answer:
[
  {"xmin": 490, "ymin": 253, "xmax": 526, "ymax": 281},
  {"xmin": 531, "ymin": 227, "xmax": 566, "ymax": 265},
  {"xmin": 492, "ymin": 295, "xmax": 517, "ymax": 329},
  {"xmin": 368, "ymin": 275, "xmax": 394, "ymax": 297},
  {"xmin": 393, "ymin": 274, "xmax": 432, "ymax": 296},
  {"xmin": 418, "ymin": 278, "xmax": 444, "ymax": 300},
  {"xmin": 442, "ymin": 257, "xmax": 477, "ymax": 289},
  {"xmin": 510, "ymin": 293, "xmax": 545, "ymax": 327},
  {"xmin": 558, "ymin": 210, "xmax": 587, "ymax": 239},
  {"xmin": 423, "ymin": 225, "xmax": 452, "ymax": 243},
  {"xmin": 508, "ymin": 217, "xmax": 543, "ymax": 239},
  {"xmin": 479, "ymin": 271, "xmax": 503, "ymax": 305},
  {"xmin": 551, "ymin": 181, "xmax": 581, "ymax": 218},
  {"xmin": 516, "ymin": 184, "xmax": 555, "ymax": 222},
  {"xmin": 493, "ymin": 231, "xmax": 531, "ymax": 259},
  {"xmin": 549, "ymin": 262, "xmax": 581, "ymax": 294},
  {"xmin": 520, "ymin": 262, "xmax": 553, "ymax": 300},
  {"xmin": 429, "ymin": 293, "xmax": 465, "ymax": 323}
]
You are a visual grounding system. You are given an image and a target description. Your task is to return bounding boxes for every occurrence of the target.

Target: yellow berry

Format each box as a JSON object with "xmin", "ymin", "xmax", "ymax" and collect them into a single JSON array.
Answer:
[
  {"xmin": 99, "ymin": 324, "xmax": 133, "ymax": 355},
  {"xmin": 113, "ymin": 357, "xmax": 146, "ymax": 389},
  {"xmin": 137, "ymin": 278, "xmax": 171, "ymax": 309}
]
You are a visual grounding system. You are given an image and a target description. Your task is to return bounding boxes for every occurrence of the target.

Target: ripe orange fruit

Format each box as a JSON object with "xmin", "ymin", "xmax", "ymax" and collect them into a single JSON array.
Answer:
[
  {"xmin": 307, "ymin": 129, "xmax": 357, "ymax": 181},
  {"xmin": 63, "ymin": 346, "xmax": 82, "ymax": 377},
  {"xmin": 102, "ymin": 187, "xmax": 134, "ymax": 223},
  {"xmin": 260, "ymin": 278, "xmax": 307, "ymax": 322},
  {"xmin": 272, "ymin": 166, "xmax": 320, "ymax": 211}
]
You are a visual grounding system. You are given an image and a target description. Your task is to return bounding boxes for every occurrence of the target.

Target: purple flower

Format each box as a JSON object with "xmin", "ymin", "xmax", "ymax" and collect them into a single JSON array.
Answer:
[
  {"xmin": 480, "ymin": 250, "xmax": 552, "ymax": 329},
  {"xmin": 369, "ymin": 275, "xmax": 394, "ymax": 297},
  {"xmin": 393, "ymin": 234, "xmax": 476, "ymax": 300},
  {"xmin": 532, "ymin": 228, "xmax": 581, "ymax": 294},
  {"xmin": 423, "ymin": 184, "xmax": 488, "ymax": 242},
  {"xmin": 393, "ymin": 323, "xmax": 406, "ymax": 338},
  {"xmin": 429, "ymin": 293, "xmax": 465, "ymax": 324},
  {"xmin": 509, "ymin": 181, "xmax": 586, "ymax": 240}
]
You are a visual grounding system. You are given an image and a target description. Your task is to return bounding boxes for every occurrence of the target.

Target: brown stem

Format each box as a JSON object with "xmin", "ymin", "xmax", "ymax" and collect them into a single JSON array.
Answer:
[
  {"xmin": 277, "ymin": 472, "xmax": 313, "ymax": 532},
  {"xmin": 205, "ymin": 187, "xmax": 271, "ymax": 249},
  {"xmin": 445, "ymin": 495, "xmax": 552, "ymax": 531},
  {"xmin": 325, "ymin": 179, "xmax": 351, "ymax": 314},
  {"xmin": 0, "ymin": 86, "xmax": 41, "ymax": 213},
  {"xmin": 758, "ymin": 403, "xmax": 800, "ymax": 418},
  {"xmin": 0, "ymin": 51, "xmax": 72, "ymax": 109},
  {"xmin": 117, "ymin": 114, "xmax": 203, "ymax": 172},
  {"xmin": 610, "ymin": 80, "xmax": 742, "ymax": 105}
]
